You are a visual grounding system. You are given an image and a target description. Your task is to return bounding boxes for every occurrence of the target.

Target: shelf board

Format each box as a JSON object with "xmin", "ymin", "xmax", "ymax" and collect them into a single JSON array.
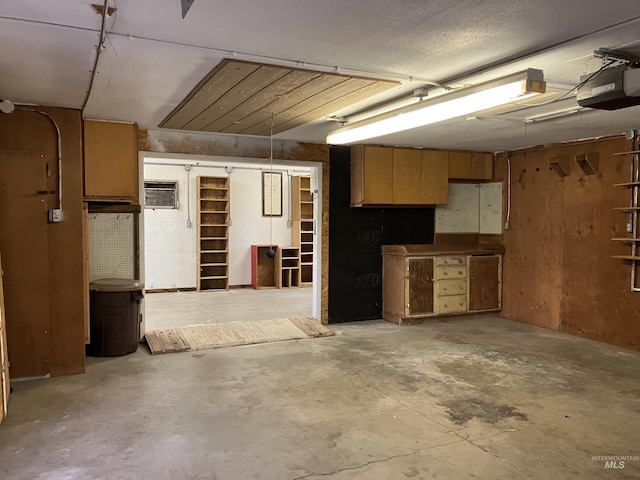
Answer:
[
  {"xmin": 200, "ymin": 249, "xmax": 228, "ymax": 253},
  {"xmin": 199, "ymin": 186, "xmax": 229, "ymax": 190},
  {"xmin": 200, "ymin": 275, "xmax": 228, "ymax": 280},
  {"xmin": 613, "ymin": 150, "xmax": 640, "ymax": 156},
  {"xmin": 611, "ymin": 238, "xmax": 640, "ymax": 242},
  {"xmin": 200, "ymin": 236, "xmax": 228, "ymax": 240},
  {"xmin": 200, "ymin": 263, "xmax": 229, "ymax": 267},
  {"xmin": 612, "ymin": 255, "xmax": 640, "ymax": 260},
  {"xmin": 612, "ymin": 207, "xmax": 640, "ymax": 211},
  {"xmin": 613, "ymin": 182, "xmax": 640, "ymax": 187},
  {"xmin": 200, "ymin": 210, "xmax": 229, "ymax": 214}
]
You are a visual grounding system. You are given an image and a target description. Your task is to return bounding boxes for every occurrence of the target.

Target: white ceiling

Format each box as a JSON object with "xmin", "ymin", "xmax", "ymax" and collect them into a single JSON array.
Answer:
[{"xmin": 1, "ymin": 0, "xmax": 639, "ymax": 152}]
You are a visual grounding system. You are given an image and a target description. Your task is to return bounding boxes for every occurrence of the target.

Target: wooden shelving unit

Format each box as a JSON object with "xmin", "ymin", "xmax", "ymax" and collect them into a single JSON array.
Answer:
[
  {"xmin": 277, "ymin": 247, "xmax": 300, "ymax": 288},
  {"xmin": 251, "ymin": 245, "xmax": 278, "ymax": 289},
  {"xmin": 197, "ymin": 176, "xmax": 229, "ymax": 291},
  {"xmin": 291, "ymin": 176, "xmax": 314, "ymax": 286},
  {"xmin": 612, "ymin": 148, "xmax": 640, "ymax": 290}
]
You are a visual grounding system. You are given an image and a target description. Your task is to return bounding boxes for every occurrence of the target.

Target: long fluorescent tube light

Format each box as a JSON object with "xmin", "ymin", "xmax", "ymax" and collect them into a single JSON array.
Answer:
[
  {"xmin": 326, "ymin": 69, "xmax": 546, "ymax": 145},
  {"xmin": 524, "ymin": 106, "xmax": 582, "ymax": 123}
]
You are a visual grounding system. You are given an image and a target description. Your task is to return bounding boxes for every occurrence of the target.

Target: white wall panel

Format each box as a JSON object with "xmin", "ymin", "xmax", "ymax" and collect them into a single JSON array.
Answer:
[{"xmin": 143, "ymin": 159, "xmax": 309, "ymax": 289}]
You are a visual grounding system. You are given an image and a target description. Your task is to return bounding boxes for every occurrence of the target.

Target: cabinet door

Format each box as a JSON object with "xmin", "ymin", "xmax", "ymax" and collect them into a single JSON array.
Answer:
[
  {"xmin": 421, "ymin": 150, "xmax": 448, "ymax": 204},
  {"xmin": 406, "ymin": 257, "xmax": 434, "ymax": 316},
  {"xmin": 468, "ymin": 255, "xmax": 501, "ymax": 311},
  {"xmin": 392, "ymin": 148, "xmax": 421, "ymax": 204},
  {"xmin": 84, "ymin": 120, "xmax": 138, "ymax": 200},
  {"xmin": 363, "ymin": 146, "xmax": 393, "ymax": 204},
  {"xmin": 350, "ymin": 145, "xmax": 393, "ymax": 206},
  {"xmin": 470, "ymin": 152, "xmax": 493, "ymax": 180},
  {"xmin": 448, "ymin": 151, "xmax": 472, "ymax": 179}
]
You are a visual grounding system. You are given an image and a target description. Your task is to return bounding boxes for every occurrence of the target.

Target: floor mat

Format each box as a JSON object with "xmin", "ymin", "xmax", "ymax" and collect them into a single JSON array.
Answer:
[{"xmin": 145, "ymin": 317, "xmax": 333, "ymax": 354}]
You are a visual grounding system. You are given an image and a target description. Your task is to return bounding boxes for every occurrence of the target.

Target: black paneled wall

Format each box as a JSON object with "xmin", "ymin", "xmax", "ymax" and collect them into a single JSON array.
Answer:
[{"xmin": 328, "ymin": 146, "xmax": 435, "ymax": 323}]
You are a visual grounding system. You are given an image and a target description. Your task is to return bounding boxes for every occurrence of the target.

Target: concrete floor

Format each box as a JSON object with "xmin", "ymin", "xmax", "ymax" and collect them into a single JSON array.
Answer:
[
  {"xmin": 1, "ymin": 318, "xmax": 640, "ymax": 479},
  {"xmin": 145, "ymin": 288, "xmax": 313, "ymax": 330}
]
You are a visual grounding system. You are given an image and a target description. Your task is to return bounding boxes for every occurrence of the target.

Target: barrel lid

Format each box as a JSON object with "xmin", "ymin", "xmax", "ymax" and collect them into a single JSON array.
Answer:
[{"xmin": 90, "ymin": 278, "xmax": 144, "ymax": 292}]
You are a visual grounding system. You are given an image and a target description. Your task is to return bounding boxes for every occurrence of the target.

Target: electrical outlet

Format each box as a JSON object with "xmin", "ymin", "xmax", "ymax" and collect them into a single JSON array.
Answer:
[
  {"xmin": 627, "ymin": 221, "xmax": 634, "ymax": 233},
  {"xmin": 48, "ymin": 209, "xmax": 63, "ymax": 223}
]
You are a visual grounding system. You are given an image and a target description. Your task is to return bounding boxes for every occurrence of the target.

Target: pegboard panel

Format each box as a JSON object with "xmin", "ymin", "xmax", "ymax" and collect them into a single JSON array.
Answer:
[{"xmin": 88, "ymin": 213, "xmax": 136, "ymax": 282}]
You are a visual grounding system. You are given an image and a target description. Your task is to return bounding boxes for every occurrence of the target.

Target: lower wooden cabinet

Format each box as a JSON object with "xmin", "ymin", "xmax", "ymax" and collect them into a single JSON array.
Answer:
[
  {"xmin": 468, "ymin": 255, "xmax": 501, "ymax": 311},
  {"xmin": 407, "ymin": 257, "xmax": 434, "ymax": 316},
  {"xmin": 382, "ymin": 246, "xmax": 502, "ymax": 324}
]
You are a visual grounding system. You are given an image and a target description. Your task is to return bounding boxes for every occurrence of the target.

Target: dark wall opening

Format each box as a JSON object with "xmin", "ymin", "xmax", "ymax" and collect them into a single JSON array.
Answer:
[{"xmin": 328, "ymin": 146, "xmax": 434, "ymax": 323}]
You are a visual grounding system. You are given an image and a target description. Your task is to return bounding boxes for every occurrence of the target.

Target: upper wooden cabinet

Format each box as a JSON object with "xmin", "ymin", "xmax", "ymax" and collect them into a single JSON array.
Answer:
[
  {"xmin": 351, "ymin": 145, "xmax": 393, "ymax": 206},
  {"xmin": 351, "ymin": 145, "xmax": 448, "ymax": 207},
  {"xmin": 84, "ymin": 120, "xmax": 138, "ymax": 202},
  {"xmin": 448, "ymin": 151, "xmax": 493, "ymax": 180},
  {"xmin": 420, "ymin": 149, "xmax": 449, "ymax": 204}
]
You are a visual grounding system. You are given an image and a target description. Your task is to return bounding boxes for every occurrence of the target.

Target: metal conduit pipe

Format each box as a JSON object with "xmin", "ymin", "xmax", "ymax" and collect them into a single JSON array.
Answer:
[{"xmin": 143, "ymin": 160, "xmax": 310, "ymax": 175}]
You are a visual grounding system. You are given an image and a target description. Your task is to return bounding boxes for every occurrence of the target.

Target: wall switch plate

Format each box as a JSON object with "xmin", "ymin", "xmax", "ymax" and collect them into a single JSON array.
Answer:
[{"xmin": 48, "ymin": 209, "xmax": 63, "ymax": 223}]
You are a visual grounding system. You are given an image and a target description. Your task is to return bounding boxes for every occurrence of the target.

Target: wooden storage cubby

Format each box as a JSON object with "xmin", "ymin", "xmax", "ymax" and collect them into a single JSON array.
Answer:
[
  {"xmin": 277, "ymin": 247, "xmax": 300, "ymax": 288},
  {"xmin": 291, "ymin": 176, "xmax": 314, "ymax": 286},
  {"xmin": 251, "ymin": 245, "xmax": 279, "ymax": 289},
  {"xmin": 197, "ymin": 176, "xmax": 229, "ymax": 291}
]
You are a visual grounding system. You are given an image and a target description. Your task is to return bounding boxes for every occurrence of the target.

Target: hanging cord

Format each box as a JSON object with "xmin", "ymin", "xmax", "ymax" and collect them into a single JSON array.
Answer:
[{"xmin": 267, "ymin": 113, "xmax": 276, "ymax": 258}]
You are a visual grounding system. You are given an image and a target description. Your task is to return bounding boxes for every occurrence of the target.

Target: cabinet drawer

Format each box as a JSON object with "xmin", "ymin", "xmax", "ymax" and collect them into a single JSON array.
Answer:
[
  {"xmin": 436, "ymin": 279, "xmax": 467, "ymax": 296},
  {"xmin": 437, "ymin": 295, "xmax": 467, "ymax": 314},
  {"xmin": 436, "ymin": 256, "xmax": 466, "ymax": 266},
  {"xmin": 435, "ymin": 265, "xmax": 467, "ymax": 279}
]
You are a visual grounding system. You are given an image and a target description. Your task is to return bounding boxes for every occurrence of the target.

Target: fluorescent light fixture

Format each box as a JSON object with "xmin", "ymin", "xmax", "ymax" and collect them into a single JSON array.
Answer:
[
  {"xmin": 326, "ymin": 69, "xmax": 546, "ymax": 145},
  {"xmin": 524, "ymin": 106, "xmax": 582, "ymax": 123}
]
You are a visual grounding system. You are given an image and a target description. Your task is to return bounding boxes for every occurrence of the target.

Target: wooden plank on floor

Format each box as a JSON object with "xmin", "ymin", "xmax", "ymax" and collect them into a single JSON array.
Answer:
[
  {"xmin": 288, "ymin": 317, "xmax": 334, "ymax": 337},
  {"xmin": 145, "ymin": 329, "xmax": 189, "ymax": 355}
]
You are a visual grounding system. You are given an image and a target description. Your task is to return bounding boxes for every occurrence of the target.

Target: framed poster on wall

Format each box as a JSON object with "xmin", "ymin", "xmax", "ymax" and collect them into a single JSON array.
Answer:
[{"xmin": 262, "ymin": 172, "xmax": 283, "ymax": 216}]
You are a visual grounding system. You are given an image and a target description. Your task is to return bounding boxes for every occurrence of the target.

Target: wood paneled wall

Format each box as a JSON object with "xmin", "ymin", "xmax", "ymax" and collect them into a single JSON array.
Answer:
[
  {"xmin": 0, "ymin": 107, "xmax": 85, "ymax": 376},
  {"xmin": 495, "ymin": 136, "xmax": 640, "ymax": 350}
]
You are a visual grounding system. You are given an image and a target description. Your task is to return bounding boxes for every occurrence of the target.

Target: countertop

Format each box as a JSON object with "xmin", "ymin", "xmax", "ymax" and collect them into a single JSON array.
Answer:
[{"xmin": 382, "ymin": 243, "xmax": 505, "ymax": 256}]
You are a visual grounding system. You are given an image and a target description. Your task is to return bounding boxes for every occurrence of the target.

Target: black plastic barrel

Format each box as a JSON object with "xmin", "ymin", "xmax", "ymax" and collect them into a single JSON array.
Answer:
[{"xmin": 88, "ymin": 279, "xmax": 144, "ymax": 357}]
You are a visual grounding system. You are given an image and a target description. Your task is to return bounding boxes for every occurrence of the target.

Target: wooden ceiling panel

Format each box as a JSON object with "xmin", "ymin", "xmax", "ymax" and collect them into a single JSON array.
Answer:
[
  {"xmin": 201, "ymin": 70, "xmax": 323, "ymax": 133},
  {"xmin": 249, "ymin": 79, "xmax": 391, "ymax": 136},
  {"xmin": 181, "ymin": 65, "xmax": 291, "ymax": 131},
  {"xmin": 159, "ymin": 59, "xmax": 399, "ymax": 136},
  {"xmin": 160, "ymin": 61, "xmax": 259, "ymax": 129},
  {"xmin": 269, "ymin": 82, "xmax": 398, "ymax": 135},
  {"xmin": 219, "ymin": 74, "xmax": 351, "ymax": 135}
]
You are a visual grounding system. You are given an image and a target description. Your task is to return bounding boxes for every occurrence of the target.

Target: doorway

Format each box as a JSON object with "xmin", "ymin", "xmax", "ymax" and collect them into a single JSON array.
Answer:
[{"xmin": 138, "ymin": 153, "xmax": 322, "ymax": 334}]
